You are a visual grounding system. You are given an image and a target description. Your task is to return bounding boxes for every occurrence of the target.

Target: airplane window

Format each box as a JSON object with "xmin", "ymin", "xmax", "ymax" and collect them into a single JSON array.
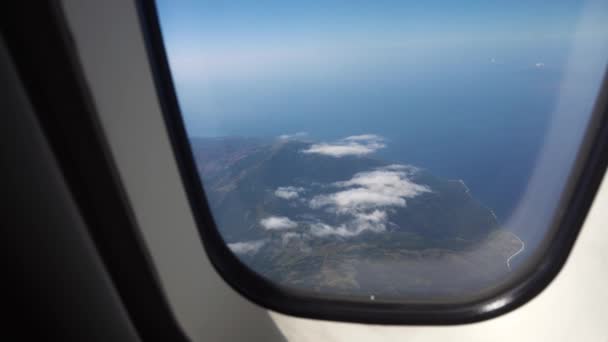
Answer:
[{"xmin": 147, "ymin": 0, "xmax": 608, "ymax": 320}]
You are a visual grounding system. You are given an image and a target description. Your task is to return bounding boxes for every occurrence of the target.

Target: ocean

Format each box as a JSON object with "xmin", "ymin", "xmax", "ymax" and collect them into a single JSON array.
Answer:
[{"xmin": 179, "ymin": 61, "xmax": 565, "ymax": 224}]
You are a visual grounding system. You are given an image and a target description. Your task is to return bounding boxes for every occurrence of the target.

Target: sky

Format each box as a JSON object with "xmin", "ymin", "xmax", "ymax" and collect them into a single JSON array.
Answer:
[
  {"xmin": 157, "ymin": 0, "xmax": 592, "ymax": 81},
  {"xmin": 156, "ymin": 0, "xmax": 608, "ymax": 246}
]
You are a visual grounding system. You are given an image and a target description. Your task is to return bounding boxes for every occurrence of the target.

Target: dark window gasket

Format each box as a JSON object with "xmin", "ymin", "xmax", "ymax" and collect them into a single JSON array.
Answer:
[{"xmin": 137, "ymin": 0, "xmax": 608, "ymax": 325}]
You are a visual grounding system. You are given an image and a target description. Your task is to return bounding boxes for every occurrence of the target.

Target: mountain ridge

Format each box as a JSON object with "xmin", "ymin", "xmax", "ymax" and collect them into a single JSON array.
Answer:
[{"xmin": 190, "ymin": 136, "xmax": 522, "ymax": 300}]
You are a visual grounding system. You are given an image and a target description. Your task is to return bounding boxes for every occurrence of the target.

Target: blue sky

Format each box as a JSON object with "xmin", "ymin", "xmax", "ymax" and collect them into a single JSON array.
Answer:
[
  {"xmin": 156, "ymin": 0, "xmax": 599, "ymax": 82},
  {"xmin": 157, "ymin": 0, "xmax": 585, "ymax": 44}
]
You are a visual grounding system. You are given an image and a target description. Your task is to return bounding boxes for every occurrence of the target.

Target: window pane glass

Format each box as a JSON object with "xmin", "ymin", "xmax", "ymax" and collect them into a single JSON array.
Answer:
[{"xmin": 155, "ymin": 0, "xmax": 608, "ymax": 302}]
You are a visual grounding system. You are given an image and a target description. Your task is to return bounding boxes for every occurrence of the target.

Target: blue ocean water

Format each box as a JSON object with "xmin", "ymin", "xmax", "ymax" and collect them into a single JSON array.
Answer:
[{"xmin": 178, "ymin": 61, "xmax": 565, "ymax": 223}]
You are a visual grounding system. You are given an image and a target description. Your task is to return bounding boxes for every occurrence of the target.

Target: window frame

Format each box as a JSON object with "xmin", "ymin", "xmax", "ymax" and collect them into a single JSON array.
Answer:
[
  {"xmin": 2, "ymin": 2, "xmax": 193, "ymax": 340},
  {"xmin": 138, "ymin": 0, "xmax": 608, "ymax": 324}
]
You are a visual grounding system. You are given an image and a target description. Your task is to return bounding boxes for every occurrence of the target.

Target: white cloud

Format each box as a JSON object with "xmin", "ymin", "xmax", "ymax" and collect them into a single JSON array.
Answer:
[
  {"xmin": 311, "ymin": 168, "xmax": 431, "ymax": 213},
  {"xmin": 379, "ymin": 164, "xmax": 418, "ymax": 172},
  {"xmin": 281, "ymin": 232, "xmax": 302, "ymax": 245},
  {"xmin": 311, "ymin": 188, "xmax": 406, "ymax": 211},
  {"xmin": 337, "ymin": 169, "xmax": 428, "ymax": 195},
  {"xmin": 309, "ymin": 210, "xmax": 388, "ymax": 237},
  {"xmin": 274, "ymin": 186, "xmax": 305, "ymax": 200},
  {"xmin": 307, "ymin": 166, "xmax": 430, "ymax": 238},
  {"xmin": 260, "ymin": 216, "xmax": 298, "ymax": 230},
  {"xmin": 278, "ymin": 132, "xmax": 308, "ymax": 140},
  {"xmin": 301, "ymin": 134, "xmax": 385, "ymax": 157},
  {"xmin": 310, "ymin": 222, "xmax": 355, "ymax": 237},
  {"xmin": 302, "ymin": 143, "xmax": 380, "ymax": 157},
  {"xmin": 355, "ymin": 210, "xmax": 387, "ymax": 223},
  {"xmin": 343, "ymin": 134, "xmax": 383, "ymax": 142},
  {"xmin": 535, "ymin": 62, "xmax": 545, "ymax": 68},
  {"xmin": 228, "ymin": 240, "xmax": 266, "ymax": 255}
]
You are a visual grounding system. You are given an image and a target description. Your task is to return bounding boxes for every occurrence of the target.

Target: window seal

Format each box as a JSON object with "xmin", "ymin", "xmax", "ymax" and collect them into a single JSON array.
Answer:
[{"xmin": 137, "ymin": 0, "xmax": 608, "ymax": 325}]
